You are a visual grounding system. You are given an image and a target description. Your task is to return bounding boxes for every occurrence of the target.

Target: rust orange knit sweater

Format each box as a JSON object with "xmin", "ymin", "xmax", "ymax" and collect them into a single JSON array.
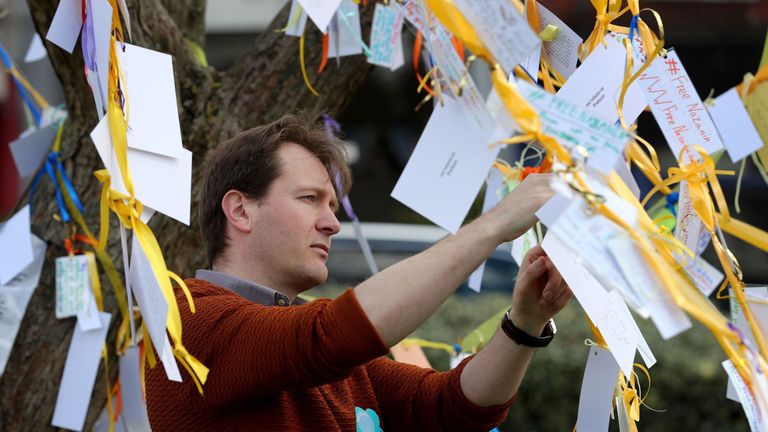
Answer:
[{"xmin": 145, "ymin": 279, "xmax": 514, "ymax": 431}]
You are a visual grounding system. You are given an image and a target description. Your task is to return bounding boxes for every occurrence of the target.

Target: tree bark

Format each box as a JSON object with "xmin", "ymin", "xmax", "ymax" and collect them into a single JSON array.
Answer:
[{"xmin": 0, "ymin": 1, "xmax": 373, "ymax": 430}]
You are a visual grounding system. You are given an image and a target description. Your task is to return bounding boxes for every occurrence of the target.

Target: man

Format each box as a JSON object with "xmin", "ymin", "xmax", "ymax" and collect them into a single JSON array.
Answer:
[{"xmin": 146, "ymin": 114, "xmax": 571, "ymax": 431}]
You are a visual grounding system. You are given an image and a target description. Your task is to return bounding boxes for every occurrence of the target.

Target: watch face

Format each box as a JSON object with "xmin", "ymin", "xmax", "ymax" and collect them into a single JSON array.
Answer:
[{"xmin": 548, "ymin": 319, "xmax": 557, "ymax": 336}]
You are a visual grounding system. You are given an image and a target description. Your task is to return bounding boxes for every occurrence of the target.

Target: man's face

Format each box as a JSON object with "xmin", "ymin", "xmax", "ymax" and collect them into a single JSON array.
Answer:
[{"xmin": 244, "ymin": 142, "xmax": 341, "ymax": 291}]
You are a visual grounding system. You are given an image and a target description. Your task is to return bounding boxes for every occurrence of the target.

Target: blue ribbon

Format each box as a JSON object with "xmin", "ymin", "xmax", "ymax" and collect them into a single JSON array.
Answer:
[
  {"xmin": 0, "ymin": 41, "xmax": 43, "ymax": 125},
  {"xmin": 29, "ymin": 151, "xmax": 85, "ymax": 223},
  {"xmin": 666, "ymin": 190, "xmax": 679, "ymax": 218},
  {"xmin": 629, "ymin": 15, "xmax": 639, "ymax": 51}
]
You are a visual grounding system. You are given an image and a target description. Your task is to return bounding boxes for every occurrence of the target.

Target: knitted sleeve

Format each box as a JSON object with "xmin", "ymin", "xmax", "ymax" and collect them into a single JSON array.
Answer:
[
  {"xmin": 174, "ymin": 282, "xmax": 389, "ymax": 407},
  {"xmin": 364, "ymin": 355, "xmax": 516, "ymax": 431}
]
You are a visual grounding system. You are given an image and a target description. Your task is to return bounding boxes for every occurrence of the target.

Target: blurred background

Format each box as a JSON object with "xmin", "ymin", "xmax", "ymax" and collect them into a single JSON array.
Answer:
[{"xmin": 1, "ymin": 0, "xmax": 767, "ymax": 430}]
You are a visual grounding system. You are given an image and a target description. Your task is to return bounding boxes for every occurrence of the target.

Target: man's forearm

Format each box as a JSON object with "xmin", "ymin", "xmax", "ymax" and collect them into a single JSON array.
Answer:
[
  {"xmin": 458, "ymin": 317, "xmax": 547, "ymax": 407},
  {"xmin": 353, "ymin": 215, "xmax": 501, "ymax": 347}
]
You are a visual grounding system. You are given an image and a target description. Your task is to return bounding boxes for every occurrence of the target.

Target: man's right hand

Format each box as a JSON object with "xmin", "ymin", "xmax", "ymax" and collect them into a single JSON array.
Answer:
[{"xmin": 485, "ymin": 173, "xmax": 555, "ymax": 243}]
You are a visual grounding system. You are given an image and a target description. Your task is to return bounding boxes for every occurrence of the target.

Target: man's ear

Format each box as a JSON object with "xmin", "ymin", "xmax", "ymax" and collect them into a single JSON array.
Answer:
[{"xmin": 221, "ymin": 190, "xmax": 253, "ymax": 234}]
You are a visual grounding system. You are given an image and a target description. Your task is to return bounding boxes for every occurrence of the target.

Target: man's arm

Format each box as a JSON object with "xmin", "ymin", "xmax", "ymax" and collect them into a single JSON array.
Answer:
[
  {"xmin": 459, "ymin": 246, "xmax": 571, "ymax": 406},
  {"xmin": 353, "ymin": 173, "xmax": 555, "ymax": 347}
]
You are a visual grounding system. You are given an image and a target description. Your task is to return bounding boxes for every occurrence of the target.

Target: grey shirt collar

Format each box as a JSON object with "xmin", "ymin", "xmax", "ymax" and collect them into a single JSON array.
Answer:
[{"xmin": 194, "ymin": 269, "xmax": 306, "ymax": 307}]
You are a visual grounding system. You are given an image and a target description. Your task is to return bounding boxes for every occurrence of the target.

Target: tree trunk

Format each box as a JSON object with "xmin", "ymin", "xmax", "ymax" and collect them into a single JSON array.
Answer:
[{"xmin": 0, "ymin": 1, "xmax": 374, "ymax": 429}]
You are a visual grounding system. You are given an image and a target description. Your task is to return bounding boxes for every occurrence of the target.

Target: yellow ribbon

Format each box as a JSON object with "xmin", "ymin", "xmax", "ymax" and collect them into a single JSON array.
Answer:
[
  {"xmin": 299, "ymin": 30, "xmax": 320, "ymax": 97},
  {"xmin": 579, "ymin": 0, "xmax": 631, "ymax": 61},
  {"xmin": 402, "ymin": 338, "xmax": 456, "ymax": 354},
  {"xmin": 98, "ymin": 34, "xmax": 209, "ymax": 393}
]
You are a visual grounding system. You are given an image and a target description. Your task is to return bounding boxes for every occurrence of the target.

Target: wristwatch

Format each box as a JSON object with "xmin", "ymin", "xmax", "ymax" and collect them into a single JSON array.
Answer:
[{"xmin": 500, "ymin": 310, "xmax": 556, "ymax": 348}]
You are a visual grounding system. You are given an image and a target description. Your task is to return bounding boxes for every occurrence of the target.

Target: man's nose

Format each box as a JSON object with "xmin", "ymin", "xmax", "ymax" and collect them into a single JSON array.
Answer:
[{"xmin": 318, "ymin": 207, "xmax": 341, "ymax": 235}]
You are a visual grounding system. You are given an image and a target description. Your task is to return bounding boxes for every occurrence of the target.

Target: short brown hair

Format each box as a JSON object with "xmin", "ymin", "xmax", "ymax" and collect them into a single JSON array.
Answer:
[{"xmin": 199, "ymin": 113, "xmax": 351, "ymax": 266}]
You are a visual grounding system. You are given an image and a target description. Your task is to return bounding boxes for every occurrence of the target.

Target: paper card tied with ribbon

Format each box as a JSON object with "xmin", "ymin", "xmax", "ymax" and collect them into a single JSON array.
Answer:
[
  {"xmin": 517, "ymin": 80, "xmax": 631, "ymax": 175},
  {"xmin": 368, "ymin": 3, "xmax": 405, "ymax": 71},
  {"xmin": 427, "ymin": 24, "xmax": 496, "ymax": 132},
  {"xmin": 707, "ymin": 87, "xmax": 764, "ymax": 163},
  {"xmin": 542, "ymin": 234, "xmax": 640, "ymax": 377},
  {"xmin": 534, "ymin": 2, "xmax": 582, "ymax": 79},
  {"xmin": 297, "ymin": 0, "xmax": 343, "ymax": 33},
  {"xmin": 451, "ymin": 0, "xmax": 540, "ymax": 77},
  {"xmin": 638, "ymin": 49, "xmax": 724, "ymax": 159},
  {"xmin": 55, "ymin": 255, "xmax": 90, "ymax": 319},
  {"xmin": 327, "ymin": 0, "xmax": 364, "ymax": 59},
  {"xmin": 557, "ymin": 34, "xmax": 647, "ymax": 126}
]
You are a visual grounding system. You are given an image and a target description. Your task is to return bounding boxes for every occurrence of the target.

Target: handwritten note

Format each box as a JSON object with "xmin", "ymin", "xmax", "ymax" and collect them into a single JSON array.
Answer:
[
  {"xmin": 535, "ymin": 4, "xmax": 582, "ymax": 79},
  {"xmin": 638, "ymin": 50, "xmax": 723, "ymax": 158},
  {"xmin": 368, "ymin": 3, "xmax": 404, "ymax": 70},
  {"xmin": 542, "ymin": 234, "xmax": 639, "ymax": 376},
  {"xmin": 55, "ymin": 255, "xmax": 90, "ymax": 319},
  {"xmin": 518, "ymin": 80, "xmax": 632, "ymax": 174},
  {"xmin": 452, "ymin": 0, "xmax": 539, "ymax": 76}
]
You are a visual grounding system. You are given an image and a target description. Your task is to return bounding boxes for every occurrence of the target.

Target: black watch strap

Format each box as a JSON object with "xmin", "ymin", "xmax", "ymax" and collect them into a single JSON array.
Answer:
[{"xmin": 500, "ymin": 311, "xmax": 556, "ymax": 348}]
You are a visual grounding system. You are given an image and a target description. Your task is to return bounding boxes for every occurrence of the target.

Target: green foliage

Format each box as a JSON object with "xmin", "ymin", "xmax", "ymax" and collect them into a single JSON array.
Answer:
[{"xmin": 309, "ymin": 285, "xmax": 750, "ymax": 431}]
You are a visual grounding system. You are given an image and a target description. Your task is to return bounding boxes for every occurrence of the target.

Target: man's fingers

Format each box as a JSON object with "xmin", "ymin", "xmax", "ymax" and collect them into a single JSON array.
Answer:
[
  {"xmin": 541, "ymin": 261, "xmax": 565, "ymax": 303},
  {"xmin": 522, "ymin": 245, "xmax": 546, "ymax": 266},
  {"xmin": 520, "ymin": 256, "xmax": 547, "ymax": 283}
]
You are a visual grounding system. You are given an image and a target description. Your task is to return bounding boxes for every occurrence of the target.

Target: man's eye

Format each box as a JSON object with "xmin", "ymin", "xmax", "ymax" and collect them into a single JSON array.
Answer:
[{"xmin": 301, "ymin": 195, "xmax": 317, "ymax": 202}]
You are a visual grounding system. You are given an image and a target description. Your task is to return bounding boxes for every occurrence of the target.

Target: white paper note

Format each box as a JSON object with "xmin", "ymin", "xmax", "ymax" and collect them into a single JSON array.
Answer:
[
  {"xmin": 0, "ymin": 206, "xmax": 34, "ymax": 286},
  {"xmin": 731, "ymin": 286, "xmax": 768, "ymax": 354},
  {"xmin": 557, "ymin": 35, "xmax": 647, "ymax": 125},
  {"xmin": 518, "ymin": 80, "xmax": 632, "ymax": 175},
  {"xmin": 115, "ymin": 42, "xmax": 185, "ymax": 159},
  {"xmin": 284, "ymin": 0, "xmax": 309, "ymax": 37},
  {"xmin": 0, "ymin": 235, "xmax": 46, "ymax": 377},
  {"xmin": 46, "ymin": 0, "xmax": 84, "ymax": 53},
  {"xmin": 638, "ymin": 50, "xmax": 723, "ymax": 158},
  {"xmin": 328, "ymin": 0, "xmax": 363, "ymax": 58},
  {"xmin": 708, "ymin": 87, "xmax": 764, "ymax": 162},
  {"xmin": 129, "ymin": 235, "xmax": 169, "ymax": 359},
  {"xmin": 536, "ymin": 3, "xmax": 582, "ymax": 79},
  {"xmin": 55, "ymin": 255, "xmax": 90, "ymax": 319},
  {"xmin": 24, "ymin": 34, "xmax": 47, "ymax": 63},
  {"xmin": 76, "ymin": 290, "xmax": 102, "ymax": 332},
  {"xmin": 297, "ymin": 0, "xmax": 343, "ymax": 33},
  {"xmin": 52, "ymin": 312, "xmax": 112, "ymax": 431},
  {"xmin": 685, "ymin": 257, "xmax": 723, "ymax": 297},
  {"xmin": 607, "ymin": 233, "xmax": 692, "ymax": 339},
  {"xmin": 468, "ymin": 169, "xmax": 505, "ymax": 292},
  {"xmin": 542, "ymin": 234, "xmax": 638, "ymax": 376},
  {"xmin": 91, "ymin": 116, "xmax": 193, "ymax": 225},
  {"xmin": 91, "ymin": 0, "xmax": 113, "ymax": 116},
  {"xmin": 368, "ymin": 3, "xmax": 405, "ymax": 69},
  {"xmin": 511, "ymin": 227, "xmax": 538, "ymax": 267},
  {"xmin": 577, "ymin": 345, "xmax": 620, "ymax": 432},
  {"xmin": 427, "ymin": 24, "xmax": 496, "ymax": 132},
  {"xmin": 452, "ymin": 0, "xmax": 539, "ymax": 76},
  {"xmin": 723, "ymin": 359, "xmax": 766, "ymax": 432},
  {"xmin": 391, "ymin": 99, "xmax": 503, "ymax": 233},
  {"xmin": 119, "ymin": 347, "xmax": 152, "ymax": 429},
  {"xmin": 9, "ymin": 124, "xmax": 57, "ymax": 179}
]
